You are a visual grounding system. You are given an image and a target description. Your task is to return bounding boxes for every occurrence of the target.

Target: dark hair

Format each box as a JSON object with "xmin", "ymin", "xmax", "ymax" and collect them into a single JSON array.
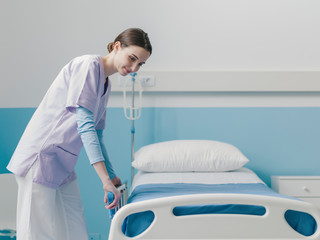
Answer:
[{"xmin": 107, "ymin": 28, "xmax": 152, "ymax": 55}]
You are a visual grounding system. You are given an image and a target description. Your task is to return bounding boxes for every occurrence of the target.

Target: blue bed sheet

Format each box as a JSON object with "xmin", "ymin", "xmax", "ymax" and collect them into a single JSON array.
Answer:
[{"xmin": 121, "ymin": 183, "xmax": 317, "ymax": 237}]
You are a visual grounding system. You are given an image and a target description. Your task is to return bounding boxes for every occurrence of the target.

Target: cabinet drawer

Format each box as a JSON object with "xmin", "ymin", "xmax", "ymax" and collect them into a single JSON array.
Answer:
[{"xmin": 277, "ymin": 179, "xmax": 320, "ymax": 197}]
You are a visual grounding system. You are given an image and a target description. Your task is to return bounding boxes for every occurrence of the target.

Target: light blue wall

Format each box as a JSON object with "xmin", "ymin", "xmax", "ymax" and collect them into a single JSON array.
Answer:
[{"xmin": 1, "ymin": 107, "xmax": 320, "ymax": 239}]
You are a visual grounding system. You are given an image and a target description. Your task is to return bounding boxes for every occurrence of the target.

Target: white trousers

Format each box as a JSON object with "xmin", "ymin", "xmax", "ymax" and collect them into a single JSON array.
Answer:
[{"xmin": 15, "ymin": 164, "xmax": 89, "ymax": 240}]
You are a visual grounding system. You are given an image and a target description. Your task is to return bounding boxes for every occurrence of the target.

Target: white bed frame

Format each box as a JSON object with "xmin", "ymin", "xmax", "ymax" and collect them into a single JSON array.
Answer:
[{"xmin": 109, "ymin": 193, "xmax": 320, "ymax": 240}]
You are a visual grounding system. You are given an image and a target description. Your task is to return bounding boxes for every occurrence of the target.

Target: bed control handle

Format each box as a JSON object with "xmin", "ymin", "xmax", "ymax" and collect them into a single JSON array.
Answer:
[{"xmin": 107, "ymin": 192, "xmax": 116, "ymax": 219}]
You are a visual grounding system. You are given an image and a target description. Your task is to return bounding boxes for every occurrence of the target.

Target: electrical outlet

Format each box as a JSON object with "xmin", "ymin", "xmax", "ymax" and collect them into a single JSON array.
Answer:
[
  {"xmin": 139, "ymin": 75, "xmax": 155, "ymax": 87},
  {"xmin": 88, "ymin": 233, "xmax": 100, "ymax": 240}
]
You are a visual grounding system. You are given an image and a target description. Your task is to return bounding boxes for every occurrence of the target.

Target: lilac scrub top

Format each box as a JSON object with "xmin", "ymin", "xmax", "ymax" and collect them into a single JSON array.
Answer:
[{"xmin": 7, "ymin": 55, "xmax": 111, "ymax": 189}]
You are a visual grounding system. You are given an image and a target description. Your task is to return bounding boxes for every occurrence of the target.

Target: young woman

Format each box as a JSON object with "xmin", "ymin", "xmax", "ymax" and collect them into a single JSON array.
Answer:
[{"xmin": 7, "ymin": 28, "xmax": 152, "ymax": 240}]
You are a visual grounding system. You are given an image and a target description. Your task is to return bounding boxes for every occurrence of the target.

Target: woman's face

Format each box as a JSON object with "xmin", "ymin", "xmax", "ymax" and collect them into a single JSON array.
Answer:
[{"xmin": 114, "ymin": 42, "xmax": 151, "ymax": 76}]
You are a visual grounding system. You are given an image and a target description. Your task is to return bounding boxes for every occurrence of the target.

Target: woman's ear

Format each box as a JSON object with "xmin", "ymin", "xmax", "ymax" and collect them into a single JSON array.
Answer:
[{"xmin": 113, "ymin": 41, "xmax": 121, "ymax": 52}]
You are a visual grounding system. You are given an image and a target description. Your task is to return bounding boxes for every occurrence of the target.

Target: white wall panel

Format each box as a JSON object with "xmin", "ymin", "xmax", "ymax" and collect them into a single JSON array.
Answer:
[
  {"xmin": 110, "ymin": 71, "xmax": 320, "ymax": 92},
  {"xmin": 1, "ymin": 0, "xmax": 320, "ymax": 108}
]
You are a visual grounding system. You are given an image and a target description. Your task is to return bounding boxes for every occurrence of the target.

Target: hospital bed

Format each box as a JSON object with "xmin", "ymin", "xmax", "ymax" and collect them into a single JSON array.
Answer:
[{"xmin": 108, "ymin": 140, "xmax": 320, "ymax": 239}]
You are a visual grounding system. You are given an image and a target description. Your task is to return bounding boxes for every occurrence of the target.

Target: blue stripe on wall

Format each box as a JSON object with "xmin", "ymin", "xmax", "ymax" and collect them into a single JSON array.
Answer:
[
  {"xmin": 0, "ymin": 108, "xmax": 35, "ymax": 173},
  {"xmin": 150, "ymin": 107, "xmax": 320, "ymax": 185},
  {"xmin": 1, "ymin": 107, "xmax": 320, "ymax": 238}
]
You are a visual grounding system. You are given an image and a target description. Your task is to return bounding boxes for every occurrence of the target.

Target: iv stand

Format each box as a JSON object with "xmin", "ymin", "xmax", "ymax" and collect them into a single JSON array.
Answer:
[
  {"xmin": 123, "ymin": 72, "xmax": 142, "ymax": 185},
  {"xmin": 130, "ymin": 74, "xmax": 135, "ymax": 185}
]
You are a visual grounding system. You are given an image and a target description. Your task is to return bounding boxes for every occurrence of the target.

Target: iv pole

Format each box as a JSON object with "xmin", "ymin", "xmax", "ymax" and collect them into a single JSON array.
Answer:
[
  {"xmin": 123, "ymin": 72, "xmax": 142, "ymax": 185},
  {"xmin": 106, "ymin": 73, "xmax": 142, "ymax": 219}
]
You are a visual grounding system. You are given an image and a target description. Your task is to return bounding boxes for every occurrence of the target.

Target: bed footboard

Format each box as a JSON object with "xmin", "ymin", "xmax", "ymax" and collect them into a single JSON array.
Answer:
[{"xmin": 109, "ymin": 193, "xmax": 320, "ymax": 240}]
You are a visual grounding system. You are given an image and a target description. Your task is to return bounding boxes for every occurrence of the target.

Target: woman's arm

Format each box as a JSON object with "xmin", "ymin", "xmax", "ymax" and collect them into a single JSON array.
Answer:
[
  {"xmin": 76, "ymin": 106, "xmax": 121, "ymax": 208},
  {"xmin": 96, "ymin": 129, "xmax": 122, "ymax": 187}
]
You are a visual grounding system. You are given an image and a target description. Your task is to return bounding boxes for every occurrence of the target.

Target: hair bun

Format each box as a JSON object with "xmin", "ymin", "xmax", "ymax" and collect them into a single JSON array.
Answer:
[{"xmin": 107, "ymin": 42, "xmax": 114, "ymax": 53}]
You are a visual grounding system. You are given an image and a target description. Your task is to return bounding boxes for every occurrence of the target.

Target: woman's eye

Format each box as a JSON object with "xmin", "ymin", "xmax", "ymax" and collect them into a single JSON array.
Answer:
[{"xmin": 129, "ymin": 56, "xmax": 135, "ymax": 62}]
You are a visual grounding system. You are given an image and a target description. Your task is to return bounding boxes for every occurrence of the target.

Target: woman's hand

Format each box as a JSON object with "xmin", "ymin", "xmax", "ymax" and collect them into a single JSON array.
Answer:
[
  {"xmin": 92, "ymin": 161, "xmax": 121, "ymax": 209},
  {"xmin": 103, "ymin": 179, "xmax": 121, "ymax": 210},
  {"xmin": 111, "ymin": 175, "xmax": 122, "ymax": 187}
]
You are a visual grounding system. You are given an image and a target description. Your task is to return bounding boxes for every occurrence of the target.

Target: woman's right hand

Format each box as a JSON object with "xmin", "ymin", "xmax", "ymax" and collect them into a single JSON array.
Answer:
[
  {"xmin": 92, "ymin": 161, "xmax": 121, "ymax": 210},
  {"xmin": 103, "ymin": 179, "xmax": 121, "ymax": 210}
]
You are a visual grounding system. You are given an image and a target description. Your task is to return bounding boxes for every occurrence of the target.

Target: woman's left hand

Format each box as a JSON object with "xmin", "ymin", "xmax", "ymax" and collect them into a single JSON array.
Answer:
[{"xmin": 111, "ymin": 175, "xmax": 122, "ymax": 187}]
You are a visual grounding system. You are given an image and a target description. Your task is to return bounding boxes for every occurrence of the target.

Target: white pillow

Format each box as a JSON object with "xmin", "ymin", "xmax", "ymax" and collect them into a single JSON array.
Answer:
[{"xmin": 132, "ymin": 140, "xmax": 249, "ymax": 172}]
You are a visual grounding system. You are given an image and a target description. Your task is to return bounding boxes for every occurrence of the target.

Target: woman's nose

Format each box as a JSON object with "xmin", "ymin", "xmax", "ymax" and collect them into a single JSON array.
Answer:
[{"xmin": 132, "ymin": 63, "xmax": 140, "ymax": 73}]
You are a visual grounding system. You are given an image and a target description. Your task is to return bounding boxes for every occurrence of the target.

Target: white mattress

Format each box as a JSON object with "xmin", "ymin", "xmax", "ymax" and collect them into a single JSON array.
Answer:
[{"xmin": 131, "ymin": 168, "xmax": 264, "ymax": 192}]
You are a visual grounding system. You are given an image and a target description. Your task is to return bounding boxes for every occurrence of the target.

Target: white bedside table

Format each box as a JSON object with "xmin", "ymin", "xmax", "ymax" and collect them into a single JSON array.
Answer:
[{"xmin": 271, "ymin": 176, "xmax": 320, "ymax": 209}]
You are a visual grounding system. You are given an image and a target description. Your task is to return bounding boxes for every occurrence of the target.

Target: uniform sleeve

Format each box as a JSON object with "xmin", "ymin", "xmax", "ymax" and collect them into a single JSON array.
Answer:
[
  {"xmin": 95, "ymin": 77, "xmax": 110, "ymax": 130},
  {"xmin": 66, "ymin": 58, "xmax": 101, "ymax": 114}
]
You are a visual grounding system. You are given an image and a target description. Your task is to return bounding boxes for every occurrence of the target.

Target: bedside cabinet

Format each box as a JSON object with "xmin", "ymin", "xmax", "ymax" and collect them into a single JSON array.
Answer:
[{"xmin": 271, "ymin": 176, "xmax": 320, "ymax": 209}]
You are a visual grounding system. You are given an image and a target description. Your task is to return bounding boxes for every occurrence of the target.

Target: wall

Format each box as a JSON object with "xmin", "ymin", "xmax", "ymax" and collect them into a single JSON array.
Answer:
[
  {"xmin": 1, "ymin": 0, "xmax": 320, "ymax": 108},
  {"xmin": 1, "ymin": 0, "xmax": 320, "ymax": 239}
]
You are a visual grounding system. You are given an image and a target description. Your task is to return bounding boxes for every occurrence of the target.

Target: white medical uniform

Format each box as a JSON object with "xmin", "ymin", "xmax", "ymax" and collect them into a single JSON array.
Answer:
[{"xmin": 7, "ymin": 55, "xmax": 111, "ymax": 240}]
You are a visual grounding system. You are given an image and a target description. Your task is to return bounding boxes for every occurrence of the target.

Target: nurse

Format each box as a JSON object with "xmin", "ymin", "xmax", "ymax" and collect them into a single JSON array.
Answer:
[{"xmin": 7, "ymin": 28, "xmax": 152, "ymax": 240}]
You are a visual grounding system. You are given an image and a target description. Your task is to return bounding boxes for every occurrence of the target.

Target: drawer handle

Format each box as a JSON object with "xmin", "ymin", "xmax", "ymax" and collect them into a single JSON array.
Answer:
[{"xmin": 302, "ymin": 186, "xmax": 310, "ymax": 192}]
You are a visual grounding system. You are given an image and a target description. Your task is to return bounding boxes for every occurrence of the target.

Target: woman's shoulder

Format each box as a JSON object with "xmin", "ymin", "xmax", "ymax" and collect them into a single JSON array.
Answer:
[
  {"xmin": 72, "ymin": 54, "xmax": 101, "ymax": 65},
  {"xmin": 65, "ymin": 54, "xmax": 101, "ymax": 72}
]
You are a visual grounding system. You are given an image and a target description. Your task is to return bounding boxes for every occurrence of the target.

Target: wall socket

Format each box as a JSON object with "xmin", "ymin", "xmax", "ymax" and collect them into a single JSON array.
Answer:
[
  {"xmin": 88, "ymin": 233, "xmax": 100, "ymax": 240},
  {"xmin": 139, "ymin": 75, "xmax": 155, "ymax": 87}
]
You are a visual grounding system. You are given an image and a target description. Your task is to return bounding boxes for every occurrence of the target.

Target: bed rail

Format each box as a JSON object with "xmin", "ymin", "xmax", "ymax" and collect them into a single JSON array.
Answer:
[
  {"xmin": 109, "ymin": 193, "xmax": 320, "ymax": 240},
  {"xmin": 107, "ymin": 183, "xmax": 128, "ymax": 220}
]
